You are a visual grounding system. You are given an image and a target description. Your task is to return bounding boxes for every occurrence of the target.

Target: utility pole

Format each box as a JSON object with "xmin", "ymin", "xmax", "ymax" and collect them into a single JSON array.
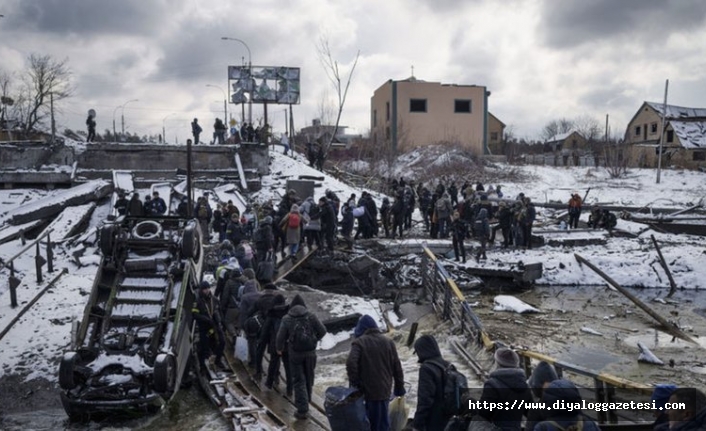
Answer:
[
  {"xmin": 656, "ymin": 79, "xmax": 669, "ymax": 184},
  {"xmin": 50, "ymin": 92, "xmax": 56, "ymax": 143}
]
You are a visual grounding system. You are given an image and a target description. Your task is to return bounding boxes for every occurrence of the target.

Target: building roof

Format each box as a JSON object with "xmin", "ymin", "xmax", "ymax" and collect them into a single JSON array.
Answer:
[
  {"xmin": 670, "ymin": 120, "xmax": 706, "ymax": 149},
  {"xmin": 546, "ymin": 130, "xmax": 580, "ymax": 143},
  {"xmin": 646, "ymin": 102, "xmax": 706, "ymax": 119}
]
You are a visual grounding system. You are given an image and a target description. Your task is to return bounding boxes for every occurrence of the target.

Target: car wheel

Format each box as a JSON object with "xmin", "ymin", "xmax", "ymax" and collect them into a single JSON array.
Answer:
[
  {"xmin": 59, "ymin": 351, "xmax": 79, "ymax": 390},
  {"xmin": 181, "ymin": 223, "xmax": 201, "ymax": 259},
  {"xmin": 154, "ymin": 353, "xmax": 177, "ymax": 394}
]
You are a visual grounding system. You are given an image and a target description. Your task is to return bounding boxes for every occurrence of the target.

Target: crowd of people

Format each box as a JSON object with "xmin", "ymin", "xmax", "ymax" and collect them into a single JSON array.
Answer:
[{"xmin": 191, "ymin": 117, "xmax": 273, "ymax": 145}]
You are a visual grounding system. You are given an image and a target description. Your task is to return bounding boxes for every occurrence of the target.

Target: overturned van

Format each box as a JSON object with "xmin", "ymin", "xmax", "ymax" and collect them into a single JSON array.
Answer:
[{"xmin": 59, "ymin": 216, "xmax": 204, "ymax": 420}]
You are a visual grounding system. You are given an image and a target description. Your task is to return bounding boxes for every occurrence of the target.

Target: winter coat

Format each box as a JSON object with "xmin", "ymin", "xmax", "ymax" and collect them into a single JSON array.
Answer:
[
  {"xmin": 238, "ymin": 282, "xmax": 261, "ymax": 328},
  {"xmin": 497, "ymin": 206, "xmax": 513, "ymax": 228},
  {"xmin": 195, "ymin": 201, "xmax": 212, "ymax": 221},
  {"xmin": 525, "ymin": 361, "xmax": 559, "ymax": 431},
  {"xmin": 478, "ymin": 368, "xmax": 533, "ymax": 431},
  {"xmin": 254, "ymin": 223, "xmax": 273, "ymax": 252},
  {"xmin": 280, "ymin": 211, "xmax": 302, "ymax": 245},
  {"xmin": 220, "ymin": 277, "xmax": 243, "ymax": 315},
  {"xmin": 380, "ymin": 201, "xmax": 391, "ymax": 224},
  {"xmin": 226, "ymin": 221, "xmax": 246, "ymax": 245},
  {"xmin": 568, "ymin": 195, "xmax": 582, "ymax": 215},
  {"xmin": 341, "ymin": 207, "xmax": 354, "ymax": 236},
  {"xmin": 319, "ymin": 201, "xmax": 336, "ymax": 233},
  {"xmin": 525, "ymin": 204, "xmax": 537, "ymax": 225},
  {"xmin": 275, "ymin": 299, "xmax": 326, "ymax": 358},
  {"xmin": 391, "ymin": 199, "xmax": 405, "ymax": 222},
  {"xmin": 412, "ymin": 335, "xmax": 452, "ymax": 431},
  {"xmin": 450, "ymin": 218, "xmax": 467, "ymax": 240},
  {"xmin": 151, "ymin": 197, "xmax": 167, "ymax": 215},
  {"xmin": 128, "ymin": 196, "xmax": 144, "ymax": 216},
  {"xmin": 114, "ymin": 197, "xmax": 128, "ymax": 216},
  {"xmin": 346, "ymin": 328, "xmax": 404, "ymax": 401},
  {"xmin": 534, "ymin": 380, "xmax": 601, "ymax": 431},
  {"xmin": 259, "ymin": 304, "xmax": 289, "ymax": 354},
  {"xmin": 435, "ymin": 194, "xmax": 452, "ymax": 220},
  {"xmin": 474, "ymin": 208, "xmax": 491, "ymax": 238},
  {"xmin": 193, "ymin": 291, "xmax": 222, "ymax": 330}
]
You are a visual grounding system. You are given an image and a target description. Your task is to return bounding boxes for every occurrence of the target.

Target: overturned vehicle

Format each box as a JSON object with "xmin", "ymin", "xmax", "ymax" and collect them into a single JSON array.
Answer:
[{"xmin": 59, "ymin": 217, "xmax": 204, "ymax": 420}]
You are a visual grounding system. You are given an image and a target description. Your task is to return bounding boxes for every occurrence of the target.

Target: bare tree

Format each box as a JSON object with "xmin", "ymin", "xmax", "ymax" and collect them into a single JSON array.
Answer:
[
  {"xmin": 541, "ymin": 118, "xmax": 573, "ymax": 141},
  {"xmin": 573, "ymin": 114, "xmax": 602, "ymax": 142},
  {"xmin": 316, "ymin": 35, "xmax": 360, "ymax": 164},
  {"xmin": 20, "ymin": 54, "xmax": 73, "ymax": 134}
]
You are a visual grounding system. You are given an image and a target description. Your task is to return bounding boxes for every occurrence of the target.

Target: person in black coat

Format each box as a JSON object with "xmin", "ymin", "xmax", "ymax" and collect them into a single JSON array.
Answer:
[
  {"xmin": 340, "ymin": 203, "xmax": 354, "ymax": 249},
  {"xmin": 412, "ymin": 334, "xmax": 453, "ymax": 431},
  {"xmin": 346, "ymin": 315, "xmax": 405, "ymax": 431},
  {"xmin": 524, "ymin": 361, "xmax": 559, "ymax": 431},
  {"xmin": 193, "ymin": 281, "xmax": 227, "ymax": 370},
  {"xmin": 114, "ymin": 193, "xmax": 128, "ymax": 216},
  {"xmin": 319, "ymin": 197, "xmax": 336, "ymax": 251},
  {"xmin": 380, "ymin": 197, "xmax": 391, "ymax": 238},
  {"xmin": 534, "ymin": 380, "xmax": 601, "ymax": 431},
  {"xmin": 259, "ymin": 294, "xmax": 291, "ymax": 393},
  {"xmin": 450, "ymin": 211, "xmax": 467, "ymax": 263},
  {"xmin": 275, "ymin": 295, "xmax": 327, "ymax": 419},
  {"xmin": 390, "ymin": 195, "xmax": 405, "ymax": 239},
  {"xmin": 477, "ymin": 348, "xmax": 533, "ymax": 431},
  {"xmin": 127, "ymin": 193, "xmax": 144, "ymax": 217}
]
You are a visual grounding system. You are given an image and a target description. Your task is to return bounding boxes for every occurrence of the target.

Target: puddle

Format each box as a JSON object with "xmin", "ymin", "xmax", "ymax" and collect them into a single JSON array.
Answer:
[{"xmin": 561, "ymin": 345, "xmax": 622, "ymax": 370}]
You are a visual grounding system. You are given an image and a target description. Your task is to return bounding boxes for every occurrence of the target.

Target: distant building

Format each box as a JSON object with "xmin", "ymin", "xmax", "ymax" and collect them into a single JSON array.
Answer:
[
  {"xmin": 370, "ymin": 77, "xmax": 493, "ymax": 155},
  {"xmin": 488, "ymin": 112, "xmax": 505, "ymax": 149},
  {"xmin": 298, "ymin": 119, "xmax": 360, "ymax": 149},
  {"xmin": 545, "ymin": 131, "xmax": 587, "ymax": 153},
  {"xmin": 625, "ymin": 101, "xmax": 706, "ymax": 169}
]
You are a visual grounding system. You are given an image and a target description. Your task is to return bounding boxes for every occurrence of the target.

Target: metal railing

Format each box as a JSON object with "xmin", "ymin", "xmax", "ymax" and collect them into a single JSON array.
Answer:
[
  {"xmin": 0, "ymin": 228, "xmax": 55, "ymax": 307},
  {"xmin": 420, "ymin": 245, "xmax": 655, "ymax": 425}
]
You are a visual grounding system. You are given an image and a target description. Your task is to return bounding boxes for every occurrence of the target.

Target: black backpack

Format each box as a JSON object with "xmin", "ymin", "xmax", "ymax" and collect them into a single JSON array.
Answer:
[
  {"xmin": 289, "ymin": 315, "xmax": 318, "ymax": 352},
  {"xmin": 427, "ymin": 360, "xmax": 468, "ymax": 416}
]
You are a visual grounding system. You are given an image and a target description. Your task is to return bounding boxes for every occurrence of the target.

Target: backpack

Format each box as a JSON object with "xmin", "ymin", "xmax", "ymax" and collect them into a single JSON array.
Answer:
[
  {"xmin": 289, "ymin": 315, "xmax": 318, "ymax": 352},
  {"xmin": 473, "ymin": 219, "xmax": 486, "ymax": 237},
  {"xmin": 244, "ymin": 313, "xmax": 263, "ymax": 338},
  {"xmin": 288, "ymin": 213, "xmax": 300, "ymax": 228},
  {"xmin": 428, "ymin": 360, "xmax": 468, "ymax": 416},
  {"xmin": 197, "ymin": 205, "xmax": 209, "ymax": 219},
  {"xmin": 253, "ymin": 227, "xmax": 264, "ymax": 245}
]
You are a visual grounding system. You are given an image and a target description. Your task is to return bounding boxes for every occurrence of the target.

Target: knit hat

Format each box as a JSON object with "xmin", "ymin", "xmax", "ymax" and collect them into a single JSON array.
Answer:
[
  {"xmin": 494, "ymin": 347, "xmax": 520, "ymax": 368},
  {"xmin": 528, "ymin": 361, "xmax": 559, "ymax": 398},
  {"xmin": 354, "ymin": 315, "xmax": 378, "ymax": 338},
  {"xmin": 243, "ymin": 268, "xmax": 256, "ymax": 280},
  {"xmin": 651, "ymin": 384, "xmax": 678, "ymax": 410}
]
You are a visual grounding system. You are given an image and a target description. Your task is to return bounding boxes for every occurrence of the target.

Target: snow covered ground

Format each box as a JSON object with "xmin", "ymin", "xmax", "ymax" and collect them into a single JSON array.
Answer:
[{"xmin": 1, "ymin": 143, "xmax": 706, "ymax": 427}]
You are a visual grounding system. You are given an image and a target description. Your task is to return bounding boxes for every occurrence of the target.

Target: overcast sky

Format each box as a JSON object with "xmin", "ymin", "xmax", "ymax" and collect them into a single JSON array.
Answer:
[{"xmin": 2, "ymin": 0, "xmax": 706, "ymax": 143}]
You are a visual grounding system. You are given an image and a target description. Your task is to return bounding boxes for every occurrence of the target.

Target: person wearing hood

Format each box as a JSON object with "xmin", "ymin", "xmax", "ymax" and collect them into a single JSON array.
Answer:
[
  {"xmin": 340, "ymin": 203, "xmax": 354, "ymax": 249},
  {"xmin": 301, "ymin": 196, "xmax": 322, "ymax": 250},
  {"xmin": 220, "ymin": 264, "xmax": 243, "ymax": 339},
  {"xmin": 259, "ymin": 293, "xmax": 291, "ymax": 393},
  {"xmin": 524, "ymin": 361, "xmax": 559, "ymax": 431},
  {"xmin": 346, "ymin": 315, "xmax": 405, "ymax": 431},
  {"xmin": 276, "ymin": 294, "xmax": 327, "ymax": 420},
  {"xmin": 193, "ymin": 281, "xmax": 227, "ymax": 370},
  {"xmin": 450, "ymin": 210, "xmax": 467, "ymax": 263},
  {"xmin": 253, "ymin": 215, "xmax": 274, "ymax": 267},
  {"xmin": 435, "ymin": 192, "xmax": 453, "ymax": 238},
  {"xmin": 666, "ymin": 388, "xmax": 706, "ymax": 431},
  {"xmin": 477, "ymin": 347, "xmax": 532, "ymax": 431},
  {"xmin": 412, "ymin": 334, "xmax": 455, "ymax": 431},
  {"xmin": 534, "ymin": 379, "xmax": 601, "ymax": 431},
  {"xmin": 127, "ymin": 192, "xmax": 144, "ymax": 217},
  {"xmin": 238, "ymin": 280, "xmax": 262, "ymax": 368},
  {"xmin": 474, "ymin": 208, "xmax": 490, "ymax": 261},
  {"xmin": 279, "ymin": 204, "xmax": 303, "ymax": 260},
  {"xmin": 380, "ymin": 197, "xmax": 392, "ymax": 238},
  {"xmin": 319, "ymin": 197, "xmax": 336, "ymax": 252},
  {"xmin": 253, "ymin": 284, "xmax": 280, "ymax": 381}
]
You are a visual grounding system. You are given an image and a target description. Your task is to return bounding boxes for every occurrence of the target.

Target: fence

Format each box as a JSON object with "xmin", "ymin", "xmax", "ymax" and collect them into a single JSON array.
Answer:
[
  {"xmin": 419, "ymin": 245, "xmax": 655, "ymax": 425},
  {"xmin": 0, "ymin": 228, "xmax": 55, "ymax": 307}
]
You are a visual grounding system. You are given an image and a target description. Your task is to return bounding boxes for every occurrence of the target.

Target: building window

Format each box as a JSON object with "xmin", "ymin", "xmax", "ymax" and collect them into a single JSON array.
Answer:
[
  {"xmin": 386, "ymin": 102, "xmax": 390, "ymax": 121},
  {"xmin": 490, "ymin": 132, "xmax": 498, "ymax": 141},
  {"xmin": 651, "ymin": 122, "xmax": 658, "ymax": 134},
  {"xmin": 454, "ymin": 99, "xmax": 471, "ymax": 113},
  {"xmin": 667, "ymin": 130, "xmax": 674, "ymax": 143},
  {"xmin": 693, "ymin": 151, "xmax": 706, "ymax": 161},
  {"xmin": 634, "ymin": 125, "xmax": 641, "ymax": 137},
  {"xmin": 373, "ymin": 109, "xmax": 377, "ymax": 127},
  {"xmin": 410, "ymin": 99, "xmax": 427, "ymax": 113}
]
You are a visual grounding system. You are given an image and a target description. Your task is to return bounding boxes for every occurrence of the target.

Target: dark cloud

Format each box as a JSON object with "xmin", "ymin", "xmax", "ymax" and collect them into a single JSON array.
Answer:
[
  {"xmin": 539, "ymin": 0, "xmax": 706, "ymax": 49},
  {"xmin": 3, "ymin": 0, "xmax": 177, "ymax": 36}
]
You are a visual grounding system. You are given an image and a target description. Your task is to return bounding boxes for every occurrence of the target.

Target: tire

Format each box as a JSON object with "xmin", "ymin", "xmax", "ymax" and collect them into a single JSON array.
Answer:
[
  {"xmin": 154, "ymin": 353, "xmax": 177, "ymax": 394},
  {"xmin": 132, "ymin": 220, "xmax": 163, "ymax": 240},
  {"xmin": 181, "ymin": 223, "xmax": 201, "ymax": 259},
  {"xmin": 99, "ymin": 225, "xmax": 116, "ymax": 257},
  {"xmin": 59, "ymin": 351, "xmax": 79, "ymax": 390}
]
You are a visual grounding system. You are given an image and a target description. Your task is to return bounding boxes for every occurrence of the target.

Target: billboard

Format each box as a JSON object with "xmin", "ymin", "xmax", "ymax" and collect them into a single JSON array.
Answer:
[{"xmin": 228, "ymin": 66, "xmax": 300, "ymax": 105}]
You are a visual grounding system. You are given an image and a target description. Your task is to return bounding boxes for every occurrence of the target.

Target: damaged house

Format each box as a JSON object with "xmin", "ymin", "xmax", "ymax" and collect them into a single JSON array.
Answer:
[{"xmin": 625, "ymin": 101, "xmax": 706, "ymax": 170}]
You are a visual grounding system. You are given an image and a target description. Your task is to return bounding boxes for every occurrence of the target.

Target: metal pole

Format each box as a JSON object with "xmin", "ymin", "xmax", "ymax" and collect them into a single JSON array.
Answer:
[
  {"xmin": 656, "ymin": 79, "xmax": 669, "ymax": 184},
  {"xmin": 50, "ymin": 92, "xmax": 56, "ymax": 143},
  {"xmin": 284, "ymin": 109, "xmax": 288, "ymax": 136},
  {"xmin": 46, "ymin": 233, "xmax": 53, "ymax": 273},
  {"xmin": 186, "ymin": 138, "xmax": 193, "ymax": 218}
]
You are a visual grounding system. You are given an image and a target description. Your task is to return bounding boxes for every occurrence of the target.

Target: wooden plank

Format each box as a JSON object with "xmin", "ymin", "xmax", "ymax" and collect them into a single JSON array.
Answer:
[
  {"xmin": 274, "ymin": 248, "xmax": 317, "ymax": 283},
  {"xmin": 650, "ymin": 235, "xmax": 678, "ymax": 298}
]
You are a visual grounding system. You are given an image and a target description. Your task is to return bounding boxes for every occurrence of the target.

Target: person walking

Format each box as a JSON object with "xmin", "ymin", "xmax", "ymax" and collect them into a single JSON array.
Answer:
[
  {"xmin": 191, "ymin": 118, "xmax": 203, "ymax": 145},
  {"xmin": 477, "ymin": 348, "xmax": 532, "ymax": 430},
  {"xmin": 193, "ymin": 281, "xmax": 227, "ymax": 371},
  {"xmin": 474, "ymin": 208, "xmax": 490, "ymax": 261},
  {"xmin": 568, "ymin": 192, "xmax": 582, "ymax": 229},
  {"xmin": 86, "ymin": 113, "xmax": 96, "ymax": 142},
  {"xmin": 279, "ymin": 204, "xmax": 303, "ymax": 260},
  {"xmin": 276, "ymin": 294, "xmax": 327, "ymax": 420},
  {"xmin": 412, "ymin": 334, "xmax": 455, "ymax": 431},
  {"xmin": 214, "ymin": 118, "xmax": 227, "ymax": 145},
  {"xmin": 450, "ymin": 211, "xmax": 467, "ymax": 263},
  {"xmin": 259, "ymin": 293, "xmax": 291, "ymax": 394},
  {"xmin": 346, "ymin": 315, "xmax": 405, "ymax": 431}
]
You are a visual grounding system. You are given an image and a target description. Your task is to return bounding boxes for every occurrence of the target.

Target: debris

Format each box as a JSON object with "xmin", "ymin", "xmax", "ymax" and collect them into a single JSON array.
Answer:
[
  {"xmin": 651, "ymin": 235, "xmax": 678, "ymax": 298},
  {"xmin": 653, "ymin": 298, "xmax": 667, "ymax": 304},
  {"xmin": 580, "ymin": 327, "xmax": 604, "ymax": 337},
  {"xmin": 637, "ymin": 341, "xmax": 665, "ymax": 365},
  {"xmin": 493, "ymin": 295, "xmax": 540, "ymax": 314}
]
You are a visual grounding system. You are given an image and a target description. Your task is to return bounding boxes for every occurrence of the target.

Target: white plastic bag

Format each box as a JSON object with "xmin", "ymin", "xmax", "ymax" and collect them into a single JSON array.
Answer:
[
  {"xmin": 235, "ymin": 335, "xmax": 249, "ymax": 362},
  {"xmin": 388, "ymin": 396, "xmax": 408, "ymax": 431}
]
